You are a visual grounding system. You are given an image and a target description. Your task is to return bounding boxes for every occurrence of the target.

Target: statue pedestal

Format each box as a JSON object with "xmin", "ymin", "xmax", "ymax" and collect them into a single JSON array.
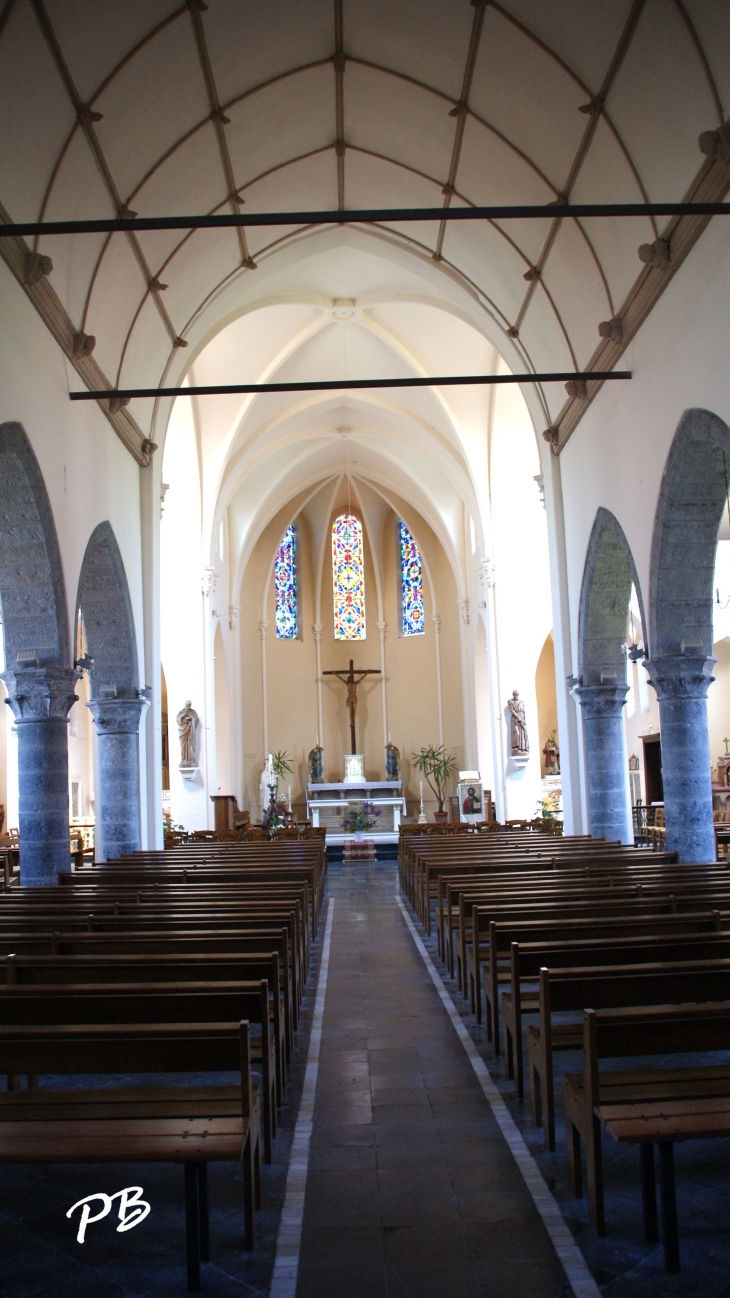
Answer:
[{"xmin": 344, "ymin": 754, "xmax": 365, "ymax": 783}]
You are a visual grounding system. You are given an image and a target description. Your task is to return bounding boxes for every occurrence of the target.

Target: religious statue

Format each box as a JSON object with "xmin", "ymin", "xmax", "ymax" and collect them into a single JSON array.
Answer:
[
  {"xmin": 308, "ymin": 744, "xmax": 324, "ymax": 784},
  {"xmin": 507, "ymin": 690, "xmax": 529, "ymax": 756},
  {"xmin": 385, "ymin": 740, "xmax": 400, "ymax": 781},
  {"xmin": 542, "ymin": 731, "xmax": 560, "ymax": 775},
  {"xmin": 176, "ymin": 700, "xmax": 199, "ymax": 766}
]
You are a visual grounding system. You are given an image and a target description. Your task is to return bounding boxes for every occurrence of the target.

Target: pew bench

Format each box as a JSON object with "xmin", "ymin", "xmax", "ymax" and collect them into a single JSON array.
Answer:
[
  {"xmin": 524, "ymin": 959, "xmax": 730, "ymax": 1150},
  {"xmin": 0, "ymin": 1021, "xmax": 259, "ymax": 1291},
  {"xmin": 4, "ymin": 949, "xmax": 289, "ymax": 1102},
  {"xmin": 600, "ymin": 1096, "xmax": 730, "ymax": 1273},
  {"xmin": 563, "ymin": 1003, "xmax": 730, "ymax": 1258},
  {"xmin": 0, "ymin": 979, "xmax": 278, "ymax": 1162}
]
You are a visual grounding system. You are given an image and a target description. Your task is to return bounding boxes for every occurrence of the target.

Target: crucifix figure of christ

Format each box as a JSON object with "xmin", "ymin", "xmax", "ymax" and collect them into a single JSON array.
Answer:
[{"xmin": 322, "ymin": 658, "xmax": 381, "ymax": 754}]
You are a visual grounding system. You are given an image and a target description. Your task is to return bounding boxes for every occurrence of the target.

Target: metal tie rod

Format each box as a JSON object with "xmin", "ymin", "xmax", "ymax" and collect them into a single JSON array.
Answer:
[
  {"xmin": 70, "ymin": 371, "xmax": 631, "ymax": 401},
  {"xmin": 2, "ymin": 203, "xmax": 730, "ymax": 237}
]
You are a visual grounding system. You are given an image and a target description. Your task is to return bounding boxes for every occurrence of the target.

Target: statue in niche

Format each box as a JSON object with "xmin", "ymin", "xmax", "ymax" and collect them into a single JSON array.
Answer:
[
  {"xmin": 176, "ymin": 700, "xmax": 199, "ymax": 766},
  {"xmin": 308, "ymin": 744, "xmax": 324, "ymax": 785},
  {"xmin": 507, "ymin": 690, "xmax": 529, "ymax": 756},
  {"xmin": 385, "ymin": 741, "xmax": 400, "ymax": 781},
  {"xmin": 542, "ymin": 731, "xmax": 560, "ymax": 775}
]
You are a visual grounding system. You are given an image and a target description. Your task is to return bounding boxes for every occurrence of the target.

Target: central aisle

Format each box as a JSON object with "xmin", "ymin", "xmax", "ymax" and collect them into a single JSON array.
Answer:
[{"xmin": 294, "ymin": 862, "xmax": 566, "ymax": 1298}]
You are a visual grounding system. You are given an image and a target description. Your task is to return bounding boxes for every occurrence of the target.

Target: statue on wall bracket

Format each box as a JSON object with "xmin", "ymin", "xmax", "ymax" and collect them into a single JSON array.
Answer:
[
  {"xmin": 507, "ymin": 690, "xmax": 530, "ymax": 757},
  {"xmin": 176, "ymin": 700, "xmax": 199, "ymax": 767}
]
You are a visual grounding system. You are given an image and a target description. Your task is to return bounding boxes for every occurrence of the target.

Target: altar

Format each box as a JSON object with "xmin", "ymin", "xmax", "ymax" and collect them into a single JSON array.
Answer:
[{"xmin": 306, "ymin": 780, "xmax": 406, "ymax": 845}]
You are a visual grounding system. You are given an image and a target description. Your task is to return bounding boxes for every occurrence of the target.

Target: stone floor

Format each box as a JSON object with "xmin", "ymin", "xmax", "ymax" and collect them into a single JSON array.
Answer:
[
  {"xmin": 1, "ymin": 859, "xmax": 729, "ymax": 1297},
  {"xmin": 295, "ymin": 860, "xmax": 565, "ymax": 1298}
]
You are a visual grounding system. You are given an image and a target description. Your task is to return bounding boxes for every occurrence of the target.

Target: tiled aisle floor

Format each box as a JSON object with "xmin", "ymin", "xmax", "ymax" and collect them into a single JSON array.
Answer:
[{"xmin": 295, "ymin": 861, "xmax": 566, "ymax": 1298}]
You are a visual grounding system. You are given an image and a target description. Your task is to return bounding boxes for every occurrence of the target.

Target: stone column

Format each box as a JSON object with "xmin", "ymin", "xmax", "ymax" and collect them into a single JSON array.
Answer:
[
  {"xmin": 2, "ymin": 665, "xmax": 80, "ymax": 885},
  {"xmin": 572, "ymin": 682, "xmax": 631, "ymax": 842},
  {"xmin": 87, "ymin": 696, "xmax": 148, "ymax": 860},
  {"xmin": 644, "ymin": 655, "xmax": 715, "ymax": 862}
]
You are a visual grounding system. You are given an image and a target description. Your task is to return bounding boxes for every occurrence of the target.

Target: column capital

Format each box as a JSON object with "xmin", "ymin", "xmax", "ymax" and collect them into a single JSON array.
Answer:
[
  {"xmin": 458, "ymin": 599, "xmax": 470, "ymax": 625},
  {"xmin": 644, "ymin": 654, "xmax": 716, "ymax": 701},
  {"xmin": 312, "ymin": 622, "xmax": 323, "ymax": 644},
  {"xmin": 2, "ymin": 665, "xmax": 80, "ymax": 723},
  {"xmin": 228, "ymin": 605, "xmax": 240, "ymax": 631},
  {"xmin": 430, "ymin": 613, "xmax": 441, "ymax": 633},
  {"xmin": 479, "ymin": 558, "xmax": 495, "ymax": 588},
  {"xmin": 376, "ymin": 620, "xmax": 387, "ymax": 640},
  {"xmin": 258, "ymin": 619, "xmax": 269, "ymax": 641},
  {"xmin": 572, "ymin": 680, "xmax": 630, "ymax": 719},
  {"xmin": 87, "ymin": 696, "xmax": 148, "ymax": 735}
]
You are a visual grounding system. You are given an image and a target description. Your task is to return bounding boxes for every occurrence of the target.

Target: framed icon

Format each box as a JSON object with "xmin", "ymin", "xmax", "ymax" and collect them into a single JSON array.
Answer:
[{"xmin": 458, "ymin": 780, "xmax": 484, "ymax": 822}]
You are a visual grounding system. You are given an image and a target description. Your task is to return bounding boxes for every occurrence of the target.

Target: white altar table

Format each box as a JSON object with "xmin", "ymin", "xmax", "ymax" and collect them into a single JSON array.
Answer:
[{"xmin": 307, "ymin": 780, "xmax": 405, "ymax": 845}]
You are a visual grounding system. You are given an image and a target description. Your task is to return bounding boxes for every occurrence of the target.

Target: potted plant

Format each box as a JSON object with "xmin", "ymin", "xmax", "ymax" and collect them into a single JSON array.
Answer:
[
  {"xmin": 341, "ymin": 800, "xmax": 381, "ymax": 843},
  {"xmin": 411, "ymin": 744, "xmax": 458, "ymax": 822},
  {"xmin": 270, "ymin": 750, "xmax": 293, "ymax": 794}
]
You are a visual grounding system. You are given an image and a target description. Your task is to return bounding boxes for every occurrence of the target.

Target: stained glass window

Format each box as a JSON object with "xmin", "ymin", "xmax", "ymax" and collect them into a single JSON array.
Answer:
[
  {"xmin": 332, "ymin": 514, "xmax": 366, "ymax": 640},
  {"xmin": 399, "ymin": 520, "xmax": 425, "ymax": 636},
  {"xmin": 274, "ymin": 524, "xmax": 297, "ymax": 639}
]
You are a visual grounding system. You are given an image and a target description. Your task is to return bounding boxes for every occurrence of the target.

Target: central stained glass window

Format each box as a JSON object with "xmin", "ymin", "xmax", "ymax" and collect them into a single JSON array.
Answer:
[
  {"xmin": 274, "ymin": 523, "xmax": 297, "ymax": 639},
  {"xmin": 332, "ymin": 513, "xmax": 366, "ymax": 640},
  {"xmin": 399, "ymin": 520, "xmax": 425, "ymax": 635}
]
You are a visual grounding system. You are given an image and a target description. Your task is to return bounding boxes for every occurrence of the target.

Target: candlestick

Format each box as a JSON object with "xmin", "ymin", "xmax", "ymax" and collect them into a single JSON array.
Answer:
[{"xmin": 287, "ymin": 785, "xmax": 292, "ymax": 812}]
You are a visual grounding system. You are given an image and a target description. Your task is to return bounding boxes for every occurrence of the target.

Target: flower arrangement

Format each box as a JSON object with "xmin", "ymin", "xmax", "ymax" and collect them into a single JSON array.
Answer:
[{"xmin": 341, "ymin": 800, "xmax": 381, "ymax": 834}]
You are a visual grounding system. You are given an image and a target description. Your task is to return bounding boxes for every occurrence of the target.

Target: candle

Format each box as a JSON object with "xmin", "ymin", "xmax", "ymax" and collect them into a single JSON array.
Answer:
[{"xmin": 419, "ymin": 780, "xmax": 423, "ymax": 794}]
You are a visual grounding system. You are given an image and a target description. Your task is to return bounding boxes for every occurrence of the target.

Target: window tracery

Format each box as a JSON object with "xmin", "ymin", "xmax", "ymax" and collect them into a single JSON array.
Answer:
[
  {"xmin": 332, "ymin": 514, "xmax": 366, "ymax": 640},
  {"xmin": 274, "ymin": 523, "xmax": 297, "ymax": 639},
  {"xmin": 399, "ymin": 520, "xmax": 425, "ymax": 636}
]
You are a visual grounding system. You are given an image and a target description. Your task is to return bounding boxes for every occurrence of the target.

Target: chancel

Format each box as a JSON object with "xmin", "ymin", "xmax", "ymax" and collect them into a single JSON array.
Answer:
[{"xmin": 1, "ymin": 2, "xmax": 730, "ymax": 1295}]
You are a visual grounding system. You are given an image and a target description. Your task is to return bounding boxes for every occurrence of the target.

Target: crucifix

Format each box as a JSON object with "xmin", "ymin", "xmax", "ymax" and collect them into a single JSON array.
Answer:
[{"xmin": 322, "ymin": 658, "xmax": 381, "ymax": 754}]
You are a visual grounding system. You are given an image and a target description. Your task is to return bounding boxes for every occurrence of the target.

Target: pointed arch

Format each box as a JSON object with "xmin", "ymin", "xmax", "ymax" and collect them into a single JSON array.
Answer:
[
  {"xmin": 76, "ymin": 522, "xmax": 138, "ymax": 697},
  {"xmin": 0, "ymin": 422, "xmax": 70, "ymax": 666},
  {"xmin": 650, "ymin": 407, "xmax": 730, "ymax": 661},
  {"xmin": 579, "ymin": 507, "xmax": 646, "ymax": 687}
]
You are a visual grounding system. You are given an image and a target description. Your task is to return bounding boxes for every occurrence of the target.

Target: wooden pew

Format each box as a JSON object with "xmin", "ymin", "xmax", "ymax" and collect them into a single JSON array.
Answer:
[
  {"xmin": 0, "ymin": 1020, "xmax": 259, "ymax": 1290},
  {"xmin": 564, "ymin": 1002, "xmax": 730, "ymax": 1271},
  {"xmin": 466, "ymin": 867, "xmax": 730, "ymax": 1012},
  {"xmin": 492, "ymin": 921, "xmax": 730, "ymax": 1087},
  {"xmin": 0, "ymin": 980, "xmax": 278, "ymax": 1162},
  {"xmin": 4, "ymin": 949, "xmax": 288, "ymax": 1103},
  {"xmin": 526, "ymin": 959, "xmax": 730, "ymax": 1150}
]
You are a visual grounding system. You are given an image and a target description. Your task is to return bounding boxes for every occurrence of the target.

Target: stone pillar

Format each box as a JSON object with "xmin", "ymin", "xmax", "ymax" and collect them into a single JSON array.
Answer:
[
  {"xmin": 572, "ymin": 682, "xmax": 631, "ymax": 842},
  {"xmin": 2, "ymin": 665, "xmax": 80, "ymax": 885},
  {"xmin": 644, "ymin": 655, "xmax": 715, "ymax": 863},
  {"xmin": 87, "ymin": 697, "xmax": 148, "ymax": 860}
]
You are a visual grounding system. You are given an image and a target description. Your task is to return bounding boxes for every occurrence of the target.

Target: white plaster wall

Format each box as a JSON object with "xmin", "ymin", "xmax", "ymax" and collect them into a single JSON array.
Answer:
[
  {"xmin": 560, "ymin": 219, "xmax": 730, "ymax": 665},
  {"xmin": 489, "ymin": 376, "xmax": 553, "ymax": 819},
  {"xmin": 0, "ymin": 260, "xmax": 147, "ymax": 837},
  {"xmin": 160, "ymin": 396, "xmax": 211, "ymax": 833},
  {"xmin": 557, "ymin": 220, "xmax": 730, "ymax": 824}
]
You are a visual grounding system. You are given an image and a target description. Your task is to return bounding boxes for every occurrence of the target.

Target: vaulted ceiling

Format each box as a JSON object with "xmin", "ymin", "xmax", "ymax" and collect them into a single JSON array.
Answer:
[{"xmin": 1, "ymin": 0, "xmax": 728, "ymax": 463}]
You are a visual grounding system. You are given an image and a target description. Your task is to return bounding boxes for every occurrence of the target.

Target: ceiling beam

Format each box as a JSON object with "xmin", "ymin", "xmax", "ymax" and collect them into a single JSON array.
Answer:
[
  {"xmin": 69, "ymin": 370, "xmax": 631, "ymax": 402},
  {"xmin": 1, "ymin": 203, "xmax": 728, "ymax": 238},
  {"xmin": 0, "ymin": 199, "xmax": 153, "ymax": 466}
]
